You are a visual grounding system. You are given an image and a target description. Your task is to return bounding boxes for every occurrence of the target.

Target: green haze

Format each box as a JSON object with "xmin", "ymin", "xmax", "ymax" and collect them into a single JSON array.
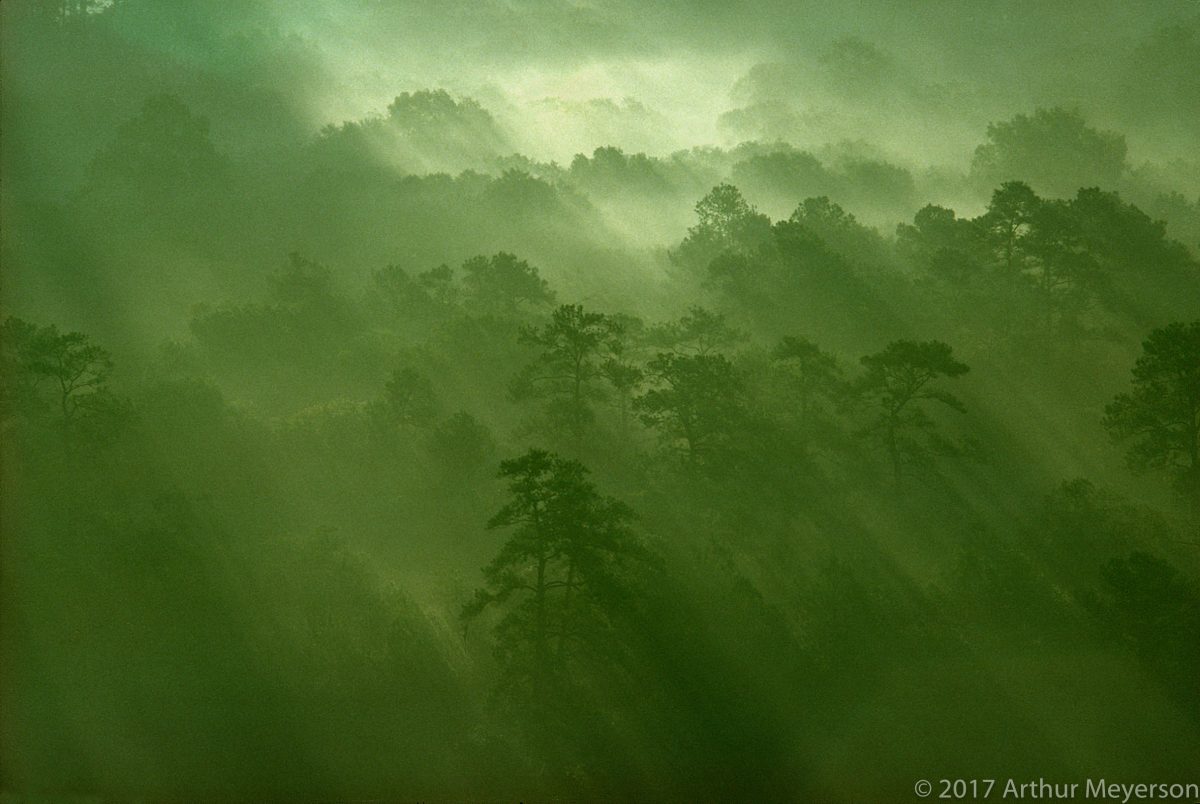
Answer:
[{"xmin": 2, "ymin": 1, "xmax": 1198, "ymax": 800}]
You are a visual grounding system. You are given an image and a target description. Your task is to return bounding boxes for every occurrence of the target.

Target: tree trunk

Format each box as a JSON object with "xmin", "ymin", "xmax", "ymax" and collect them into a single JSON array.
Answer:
[
  {"xmin": 556, "ymin": 556, "xmax": 576, "ymax": 664},
  {"xmin": 534, "ymin": 549, "xmax": 549, "ymax": 695},
  {"xmin": 887, "ymin": 414, "xmax": 902, "ymax": 489}
]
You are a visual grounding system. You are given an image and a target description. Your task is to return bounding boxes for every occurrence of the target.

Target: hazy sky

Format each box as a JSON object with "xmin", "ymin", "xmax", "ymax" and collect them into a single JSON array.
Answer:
[{"xmin": 257, "ymin": 0, "xmax": 1197, "ymax": 165}]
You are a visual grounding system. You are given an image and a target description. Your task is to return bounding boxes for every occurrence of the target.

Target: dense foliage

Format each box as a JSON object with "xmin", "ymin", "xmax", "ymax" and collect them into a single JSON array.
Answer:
[{"xmin": 2, "ymin": 2, "xmax": 1198, "ymax": 800}]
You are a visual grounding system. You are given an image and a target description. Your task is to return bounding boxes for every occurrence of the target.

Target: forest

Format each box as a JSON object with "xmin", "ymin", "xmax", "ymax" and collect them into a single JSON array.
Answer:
[{"xmin": 1, "ymin": 1, "xmax": 1199, "ymax": 800}]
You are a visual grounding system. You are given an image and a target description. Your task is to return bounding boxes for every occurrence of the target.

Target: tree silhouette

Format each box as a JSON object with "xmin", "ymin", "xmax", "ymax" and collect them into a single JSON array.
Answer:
[
  {"xmin": 1023, "ymin": 200, "xmax": 1103, "ymax": 329},
  {"xmin": 857, "ymin": 340, "xmax": 970, "ymax": 486},
  {"xmin": 646, "ymin": 306, "xmax": 745, "ymax": 356},
  {"xmin": 1096, "ymin": 551, "xmax": 1200, "ymax": 716},
  {"xmin": 896, "ymin": 204, "xmax": 986, "ymax": 285},
  {"xmin": 461, "ymin": 252, "xmax": 555, "ymax": 317},
  {"xmin": 980, "ymin": 181, "xmax": 1039, "ymax": 274},
  {"xmin": 382, "ymin": 366, "xmax": 439, "ymax": 429},
  {"xmin": 600, "ymin": 357, "xmax": 644, "ymax": 438},
  {"xmin": 674, "ymin": 184, "xmax": 771, "ymax": 271},
  {"xmin": 1, "ymin": 316, "xmax": 116, "ymax": 429},
  {"xmin": 1104, "ymin": 322, "xmax": 1200, "ymax": 520},
  {"xmin": 635, "ymin": 352, "xmax": 745, "ymax": 467},
  {"xmin": 511, "ymin": 304, "xmax": 624, "ymax": 451},
  {"xmin": 970, "ymin": 107, "xmax": 1127, "ymax": 197},
  {"xmin": 83, "ymin": 93, "xmax": 228, "ymax": 203},
  {"xmin": 462, "ymin": 449, "xmax": 644, "ymax": 698},
  {"xmin": 770, "ymin": 335, "xmax": 844, "ymax": 451}
]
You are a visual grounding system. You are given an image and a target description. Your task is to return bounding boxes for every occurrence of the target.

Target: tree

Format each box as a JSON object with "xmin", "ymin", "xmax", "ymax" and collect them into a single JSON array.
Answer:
[
  {"xmin": 634, "ymin": 352, "xmax": 745, "ymax": 467},
  {"xmin": 673, "ymin": 184, "xmax": 772, "ymax": 271},
  {"xmin": 818, "ymin": 36, "xmax": 893, "ymax": 95},
  {"xmin": 382, "ymin": 366, "xmax": 439, "ymax": 429},
  {"xmin": 385, "ymin": 89, "xmax": 509, "ymax": 167},
  {"xmin": 462, "ymin": 449, "xmax": 644, "ymax": 698},
  {"xmin": 693, "ymin": 184, "xmax": 769, "ymax": 246},
  {"xmin": 1096, "ymin": 551, "xmax": 1200, "ymax": 715},
  {"xmin": 856, "ymin": 340, "xmax": 970, "ymax": 486},
  {"xmin": 789, "ymin": 196, "xmax": 892, "ymax": 267},
  {"xmin": 600, "ymin": 358, "xmax": 644, "ymax": 437},
  {"xmin": 1, "ymin": 317, "xmax": 42, "ymax": 421},
  {"xmin": 646, "ymin": 306, "xmax": 745, "ymax": 357},
  {"xmin": 368, "ymin": 263, "xmax": 458, "ymax": 325},
  {"xmin": 1065, "ymin": 188, "xmax": 1199, "ymax": 324},
  {"xmin": 426, "ymin": 411, "xmax": 497, "ymax": 484},
  {"xmin": 261, "ymin": 252, "xmax": 357, "ymax": 350},
  {"xmin": 896, "ymin": 204, "xmax": 986, "ymax": 284},
  {"xmin": 83, "ymin": 93, "xmax": 228, "ymax": 201},
  {"xmin": 770, "ymin": 335, "xmax": 844, "ymax": 450},
  {"xmin": 731, "ymin": 150, "xmax": 835, "ymax": 209},
  {"xmin": 510, "ymin": 304, "xmax": 624, "ymax": 451},
  {"xmin": 269, "ymin": 252, "xmax": 337, "ymax": 309},
  {"xmin": 569, "ymin": 146, "xmax": 671, "ymax": 196},
  {"xmin": 970, "ymin": 107, "xmax": 1127, "ymax": 197},
  {"xmin": 979, "ymin": 181, "xmax": 1040, "ymax": 274},
  {"xmin": 1022, "ymin": 200, "xmax": 1103, "ymax": 328},
  {"xmin": 460, "ymin": 252, "xmax": 555, "ymax": 317},
  {"xmin": 1104, "ymin": 322, "xmax": 1200, "ymax": 519},
  {"xmin": 417, "ymin": 264, "xmax": 458, "ymax": 307},
  {"xmin": 1, "ymin": 316, "xmax": 117, "ymax": 430}
]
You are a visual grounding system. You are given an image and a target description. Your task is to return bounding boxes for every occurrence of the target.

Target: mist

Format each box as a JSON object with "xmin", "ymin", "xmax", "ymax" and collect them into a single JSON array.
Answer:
[{"xmin": 2, "ymin": 1, "xmax": 1199, "ymax": 800}]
